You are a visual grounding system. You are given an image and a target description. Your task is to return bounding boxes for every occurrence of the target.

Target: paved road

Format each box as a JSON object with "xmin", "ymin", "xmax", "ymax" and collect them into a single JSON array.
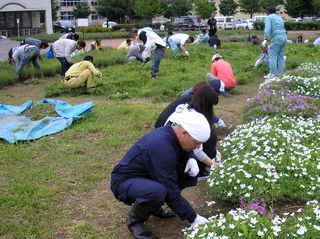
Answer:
[{"xmin": 0, "ymin": 38, "xmax": 20, "ymax": 61}]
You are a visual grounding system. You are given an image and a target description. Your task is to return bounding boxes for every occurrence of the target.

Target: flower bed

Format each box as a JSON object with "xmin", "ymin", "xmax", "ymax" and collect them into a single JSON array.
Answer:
[{"xmin": 185, "ymin": 62, "xmax": 320, "ymax": 238}]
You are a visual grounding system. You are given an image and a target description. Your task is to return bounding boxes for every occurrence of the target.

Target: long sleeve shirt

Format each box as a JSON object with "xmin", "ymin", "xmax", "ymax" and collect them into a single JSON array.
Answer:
[
  {"xmin": 52, "ymin": 39, "xmax": 77, "ymax": 63},
  {"xmin": 264, "ymin": 13, "xmax": 286, "ymax": 40},
  {"xmin": 12, "ymin": 45, "xmax": 40, "ymax": 66},
  {"xmin": 111, "ymin": 125, "xmax": 197, "ymax": 223},
  {"xmin": 211, "ymin": 59, "xmax": 236, "ymax": 89},
  {"xmin": 138, "ymin": 29, "xmax": 166, "ymax": 58},
  {"xmin": 169, "ymin": 33, "xmax": 189, "ymax": 45},
  {"xmin": 22, "ymin": 38, "xmax": 42, "ymax": 49},
  {"xmin": 65, "ymin": 60, "xmax": 101, "ymax": 78}
]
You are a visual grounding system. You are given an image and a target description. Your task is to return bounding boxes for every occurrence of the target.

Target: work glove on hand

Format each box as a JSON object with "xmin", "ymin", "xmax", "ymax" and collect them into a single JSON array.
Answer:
[
  {"xmin": 262, "ymin": 39, "xmax": 267, "ymax": 47},
  {"xmin": 185, "ymin": 51, "xmax": 189, "ymax": 55},
  {"xmin": 215, "ymin": 150, "xmax": 222, "ymax": 163},
  {"xmin": 215, "ymin": 119, "xmax": 226, "ymax": 128},
  {"xmin": 143, "ymin": 57, "xmax": 150, "ymax": 63},
  {"xmin": 184, "ymin": 158, "xmax": 199, "ymax": 177},
  {"xmin": 191, "ymin": 214, "xmax": 209, "ymax": 229}
]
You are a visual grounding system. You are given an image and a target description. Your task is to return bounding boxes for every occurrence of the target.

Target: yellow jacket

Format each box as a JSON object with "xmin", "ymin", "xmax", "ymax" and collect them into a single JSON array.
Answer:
[{"xmin": 65, "ymin": 60, "xmax": 102, "ymax": 78}]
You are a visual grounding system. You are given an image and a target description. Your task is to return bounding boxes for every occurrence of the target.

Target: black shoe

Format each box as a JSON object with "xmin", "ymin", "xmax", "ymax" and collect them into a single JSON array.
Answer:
[
  {"xmin": 152, "ymin": 207, "xmax": 176, "ymax": 218},
  {"xmin": 126, "ymin": 203, "xmax": 155, "ymax": 239},
  {"xmin": 127, "ymin": 222, "xmax": 155, "ymax": 239},
  {"xmin": 197, "ymin": 170, "xmax": 210, "ymax": 182}
]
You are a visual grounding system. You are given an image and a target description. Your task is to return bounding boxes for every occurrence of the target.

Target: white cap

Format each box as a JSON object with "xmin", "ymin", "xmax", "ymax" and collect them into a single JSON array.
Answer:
[
  {"xmin": 172, "ymin": 111, "xmax": 210, "ymax": 143},
  {"xmin": 212, "ymin": 53, "xmax": 222, "ymax": 61}
]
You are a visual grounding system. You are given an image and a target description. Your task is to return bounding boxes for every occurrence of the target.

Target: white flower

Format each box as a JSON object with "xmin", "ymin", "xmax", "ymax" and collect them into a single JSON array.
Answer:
[
  {"xmin": 257, "ymin": 230, "xmax": 265, "ymax": 237},
  {"xmin": 229, "ymin": 224, "xmax": 236, "ymax": 229},
  {"xmin": 296, "ymin": 225, "xmax": 307, "ymax": 235}
]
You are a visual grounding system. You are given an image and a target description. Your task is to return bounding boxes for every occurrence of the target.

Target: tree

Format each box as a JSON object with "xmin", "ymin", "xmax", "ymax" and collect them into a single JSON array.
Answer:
[
  {"xmin": 51, "ymin": 0, "xmax": 59, "ymax": 21},
  {"xmin": 238, "ymin": 0, "xmax": 262, "ymax": 18},
  {"xmin": 194, "ymin": 0, "xmax": 216, "ymax": 19},
  {"xmin": 285, "ymin": 0, "xmax": 314, "ymax": 18},
  {"xmin": 72, "ymin": 2, "xmax": 91, "ymax": 18},
  {"xmin": 134, "ymin": 0, "xmax": 164, "ymax": 19},
  {"xmin": 219, "ymin": 0, "xmax": 238, "ymax": 16},
  {"xmin": 313, "ymin": 0, "xmax": 320, "ymax": 16},
  {"xmin": 171, "ymin": 0, "xmax": 193, "ymax": 16},
  {"xmin": 96, "ymin": 0, "xmax": 135, "ymax": 21}
]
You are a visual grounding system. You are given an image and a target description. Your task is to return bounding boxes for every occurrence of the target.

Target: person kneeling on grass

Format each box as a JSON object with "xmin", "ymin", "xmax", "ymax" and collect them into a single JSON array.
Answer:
[{"xmin": 63, "ymin": 55, "xmax": 102, "ymax": 94}]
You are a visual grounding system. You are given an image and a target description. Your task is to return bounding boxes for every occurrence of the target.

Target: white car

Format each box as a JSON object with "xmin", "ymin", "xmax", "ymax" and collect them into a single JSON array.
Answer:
[
  {"xmin": 102, "ymin": 21, "xmax": 118, "ymax": 28},
  {"xmin": 244, "ymin": 19, "xmax": 254, "ymax": 30},
  {"xmin": 235, "ymin": 19, "xmax": 248, "ymax": 30}
]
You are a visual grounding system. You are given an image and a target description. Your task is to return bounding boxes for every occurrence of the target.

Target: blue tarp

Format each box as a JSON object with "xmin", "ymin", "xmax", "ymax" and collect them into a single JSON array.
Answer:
[{"xmin": 0, "ymin": 99, "xmax": 94, "ymax": 143}]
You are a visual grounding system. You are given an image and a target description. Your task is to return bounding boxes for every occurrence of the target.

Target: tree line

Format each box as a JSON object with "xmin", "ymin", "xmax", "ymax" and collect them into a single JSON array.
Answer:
[{"xmin": 51, "ymin": 0, "xmax": 320, "ymax": 22}]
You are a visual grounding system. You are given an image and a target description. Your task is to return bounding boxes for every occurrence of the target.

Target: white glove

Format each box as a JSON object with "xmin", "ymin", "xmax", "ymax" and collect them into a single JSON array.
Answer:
[
  {"xmin": 184, "ymin": 158, "xmax": 199, "ymax": 177},
  {"xmin": 185, "ymin": 51, "xmax": 189, "ymax": 55},
  {"xmin": 214, "ymin": 119, "xmax": 226, "ymax": 128},
  {"xmin": 262, "ymin": 39, "xmax": 267, "ymax": 47},
  {"xmin": 215, "ymin": 150, "xmax": 222, "ymax": 163},
  {"xmin": 191, "ymin": 214, "xmax": 209, "ymax": 228}
]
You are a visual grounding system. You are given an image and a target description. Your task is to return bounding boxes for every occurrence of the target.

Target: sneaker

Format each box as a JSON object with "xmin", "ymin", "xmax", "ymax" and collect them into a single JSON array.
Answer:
[
  {"xmin": 197, "ymin": 170, "xmax": 210, "ymax": 182},
  {"xmin": 150, "ymin": 75, "xmax": 157, "ymax": 80}
]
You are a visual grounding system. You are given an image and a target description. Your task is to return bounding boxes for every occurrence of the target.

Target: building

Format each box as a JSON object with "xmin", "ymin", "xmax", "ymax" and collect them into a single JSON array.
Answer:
[
  {"xmin": 58, "ymin": 0, "xmax": 104, "ymax": 26},
  {"xmin": 0, "ymin": 0, "xmax": 53, "ymax": 37}
]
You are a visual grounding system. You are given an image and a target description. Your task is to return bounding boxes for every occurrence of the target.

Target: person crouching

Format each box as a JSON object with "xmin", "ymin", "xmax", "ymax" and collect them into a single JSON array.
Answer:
[{"xmin": 63, "ymin": 55, "xmax": 102, "ymax": 94}]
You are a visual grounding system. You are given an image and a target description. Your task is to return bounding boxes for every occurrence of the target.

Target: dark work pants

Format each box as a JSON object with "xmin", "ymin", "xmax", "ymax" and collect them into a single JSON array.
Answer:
[
  {"xmin": 115, "ymin": 178, "xmax": 167, "ymax": 213},
  {"xmin": 57, "ymin": 57, "xmax": 72, "ymax": 76}
]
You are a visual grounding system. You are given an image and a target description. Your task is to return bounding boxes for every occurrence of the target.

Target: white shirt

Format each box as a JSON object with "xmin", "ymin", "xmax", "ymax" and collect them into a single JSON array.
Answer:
[
  {"xmin": 137, "ymin": 29, "xmax": 166, "ymax": 58},
  {"xmin": 169, "ymin": 33, "xmax": 189, "ymax": 45},
  {"xmin": 52, "ymin": 39, "xmax": 77, "ymax": 63}
]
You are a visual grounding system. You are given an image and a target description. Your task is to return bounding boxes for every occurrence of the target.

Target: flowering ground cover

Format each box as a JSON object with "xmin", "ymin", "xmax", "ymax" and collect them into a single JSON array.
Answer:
[{"xmin": 185, "ymin": 62, "xmax": 320, "ymax": 238}]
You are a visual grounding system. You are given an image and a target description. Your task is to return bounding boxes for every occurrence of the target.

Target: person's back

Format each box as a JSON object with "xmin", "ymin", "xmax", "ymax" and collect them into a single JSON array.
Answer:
[
  {"xmin": 21, "ymin": 38, "xmax": 41, "ymax": 49},
  {"xmin": 265, "ymin": 13, "xmax": 286, "ymax": 39},
  {"xmin": 211, "ymin": 58, "xmax": 236, "ymax": 89},
  {"xmin": 52, "ymin": 38, "xmax": 76, "ymax": 57},
  {"xmin": 155, "ymin": 94, "xmax": 192, "ymax": 128}
]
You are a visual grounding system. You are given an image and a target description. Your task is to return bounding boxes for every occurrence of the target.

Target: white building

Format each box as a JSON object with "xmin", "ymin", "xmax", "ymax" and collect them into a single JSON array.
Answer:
[
  {"xmin": 58, "ymin": 0, "xmax": 104, "ymax": 26},
  {"xmin": 0, "ymin": 0, "xmax": 53, "ymax": 37}
]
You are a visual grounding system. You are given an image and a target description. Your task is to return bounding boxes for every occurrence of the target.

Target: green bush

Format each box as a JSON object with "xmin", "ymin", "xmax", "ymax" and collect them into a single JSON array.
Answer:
[
  {"xmin": 254, "ymin": 21, "xmax": 320, "ymax": 31},
  {"xmin": 78, "ymin": 26, "xmax": 112, "ymax": 33}
]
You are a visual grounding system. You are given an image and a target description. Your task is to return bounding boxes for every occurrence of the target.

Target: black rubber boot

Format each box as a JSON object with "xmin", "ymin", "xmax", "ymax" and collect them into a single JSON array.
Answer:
[
  {"xmin": 126, "ymin": 203, "xmax": 155, "ymax": 239},
  {"xmin": 152, "ymin": 207, "xmax": 176, "ymax": 218}
]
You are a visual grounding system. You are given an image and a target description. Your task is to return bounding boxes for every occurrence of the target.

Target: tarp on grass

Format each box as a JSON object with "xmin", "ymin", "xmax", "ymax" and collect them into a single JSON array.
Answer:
[{"xmin": 0, "ymin": 99, "xmax": 94, "ymax": 143}]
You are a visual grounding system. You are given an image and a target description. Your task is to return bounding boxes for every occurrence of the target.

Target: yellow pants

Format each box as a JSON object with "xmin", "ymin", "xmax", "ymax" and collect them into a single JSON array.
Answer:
[{"xmin": 64, "ymin": 69, "xmax": 94, "ymax": 89}]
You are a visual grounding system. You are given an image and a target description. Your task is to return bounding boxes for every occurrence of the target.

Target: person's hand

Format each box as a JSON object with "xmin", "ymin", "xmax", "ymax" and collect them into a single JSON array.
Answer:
[
  {"xmin": 185, "ymin": 51, "xmax": 189, "ymax": 55},
  {"xmin": 144, "ymin": 57, "xmax": 150, "ymax": 63},
  {"xmin": 191, "ymin": 214, "xmax": 209, "ymax": 229},
  {"xmin": 262, "ymin": 39, "xmax": 267, "ymax": 47},
  {"xmin": 184, "ymin": 158, "xmax": 199, "ymax": 177},
  {"xmin": 215, "ymin": 119, "xmax": 226, "ymax": 128},
  {"xmin": 210, "ymin": 162, "xmax": 219, "ymax": 171},
  {"xmin": 98, "ymin": 72, "xmax": 102, "ymax": 78}
]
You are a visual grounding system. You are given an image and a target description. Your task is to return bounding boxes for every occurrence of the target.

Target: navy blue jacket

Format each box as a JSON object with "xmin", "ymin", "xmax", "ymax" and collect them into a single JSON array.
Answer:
[{"xmin": 111, "ymin": 125, "xmax": 197, "ymax": 223}]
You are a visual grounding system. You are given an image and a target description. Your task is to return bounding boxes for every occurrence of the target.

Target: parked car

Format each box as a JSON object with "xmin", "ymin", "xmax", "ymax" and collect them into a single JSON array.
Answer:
[
  {"xmin": 252, "ymin": 16, "xmax": 267, "ymax": 22},
  {"xmin": 173, "ymin": 16, "xmax": 206, "ymax": 30},
  {"xmin": 235, "ymin": 19, "xmax": 248, "ymax": 30},
  {"xmin": 53, "ymin": 20, "xmax": 75, "ymax": 33},
  {"xmin": 216, "ymin": 16, "xmax": 235, "ymax": 30},
  {"xmin": 102, "ymin": 21, "xmax": 118, "ymax": 28},
  {"xmin": 244, "ymin": 19, "xmax": 254, "ymax": 30}
]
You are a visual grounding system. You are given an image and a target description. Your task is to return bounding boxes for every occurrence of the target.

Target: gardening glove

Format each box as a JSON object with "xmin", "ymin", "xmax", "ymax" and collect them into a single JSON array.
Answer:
[
  {"xmin": 214, "ymin": 119, "xmax": 226, "ymax": 128},
  {"xmin": 215, "ymin": 150, "xmax": 222, "ymax": 163},
  {"xmin": 184, "ymin": 158, "xmax": 199, "ymax": 177},
  {"xmin": 144, "ymin": 57, "xmax": 150, "ymax": 63},
  {"xmin": 191, "ymin": 214, "xmax": 209, "ymax": 229},
  {"xmin": 262, "ymin": 39, "xmax": 267, "ymax": 47},
  {"xmin": 185, "ymin": 51, "xmax": 189, "ymax": 55}
]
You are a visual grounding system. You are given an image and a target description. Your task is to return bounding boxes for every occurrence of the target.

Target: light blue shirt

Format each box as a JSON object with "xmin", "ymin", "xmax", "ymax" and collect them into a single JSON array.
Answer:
[{"xmin": 264, "ymin": 13, "xmax": 286, "ymax": 40}]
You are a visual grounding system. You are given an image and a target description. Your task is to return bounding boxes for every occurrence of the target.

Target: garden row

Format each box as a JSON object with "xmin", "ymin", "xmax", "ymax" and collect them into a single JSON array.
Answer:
[
  {"xmin": 185, "ymin": 62, "xmax": 320, "ymax": 238},
  {"xmin": 254, "ymin": 21, "xmax": 320, "ymax": 31},
  {"xmin": 44, "ymin": 43, "xmax": 320, "ymax": 101}
]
